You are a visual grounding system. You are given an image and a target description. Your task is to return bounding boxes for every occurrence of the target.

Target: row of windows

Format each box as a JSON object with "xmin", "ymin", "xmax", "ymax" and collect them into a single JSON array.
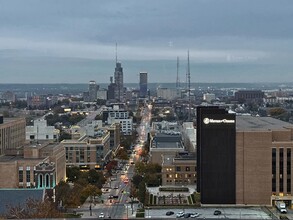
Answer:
[
  {"xmin": 166, "ymin": 166, "xmax": 193, "ymax": 172},
  {"xmin": 166, "ymin": 174, "xmax": 194, "ymax": 178},
  {"xmin": 166, "ymin": 179, "xmax": 196, "ymax": 183},
  {"xmin": 272, "ymin": 148, "xmax": 291, "ymax": 193},
  {"xmin": 66, "ymin": 146, "xmax": 103, "ymax": 151},
  {"xmin": 18, "ymin": 170, "xmax": 33, "ymax": 183}
]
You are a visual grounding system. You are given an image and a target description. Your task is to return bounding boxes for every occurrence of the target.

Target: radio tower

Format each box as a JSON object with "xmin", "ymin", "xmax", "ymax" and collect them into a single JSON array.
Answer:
[
  {"xmin": 176, "ymin": 56, "xmax": 180, "ymax": 89},
  {"xmin": 187, "ymin": 50, "xmax": 191, "ymax": 121}
]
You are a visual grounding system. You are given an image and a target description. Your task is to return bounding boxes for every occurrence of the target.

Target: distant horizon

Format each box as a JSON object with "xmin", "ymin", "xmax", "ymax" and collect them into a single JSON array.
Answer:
[{"xmin": 8, "ymin": 81, "xmax": 293, "ymax": 85}]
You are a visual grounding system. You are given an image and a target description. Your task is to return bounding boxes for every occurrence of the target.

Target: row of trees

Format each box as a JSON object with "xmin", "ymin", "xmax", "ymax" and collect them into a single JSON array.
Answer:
[
  {"xmin": 131, "ymin": 162, "xmax": 162, "ymax": 205},
  {"xmin": 45, "ymin": 112, "xmax": 86, "ymax": 127}
]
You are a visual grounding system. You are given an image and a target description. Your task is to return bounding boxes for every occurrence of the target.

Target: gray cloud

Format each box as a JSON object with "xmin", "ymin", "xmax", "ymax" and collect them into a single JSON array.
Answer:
[{"xmin": 0, "ymin": 0, "xmax": 293, "ymax": 83}]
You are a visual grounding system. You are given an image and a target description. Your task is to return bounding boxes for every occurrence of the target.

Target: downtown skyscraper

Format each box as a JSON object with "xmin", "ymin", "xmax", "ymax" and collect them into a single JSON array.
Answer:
[
  {"xmin": 114, "ymin": 62, "xmax": 124, "ymax": 101},
  {"xmin": 139, "ymin": 72, "xmax": 148, "ymax": 98}
]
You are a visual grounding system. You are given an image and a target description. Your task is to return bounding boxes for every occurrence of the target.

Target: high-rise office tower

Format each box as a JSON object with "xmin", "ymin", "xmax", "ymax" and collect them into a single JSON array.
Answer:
[
  {"xmin": 114, "ymin": 62, "xmax": 123, "ymax": 101},
  {"xmin": 197, "ymin": 106, "xmax": 236, "ymax": 204},
  {"xmin": 107, "ymin": 77, "xmax": 116, "ymax": 100},
  {"xmin": 139, "ymin": 72, "xmax": 148, "ymax": 98},
  {"xmin": 89, "ymin": 80, "xmax": 98, "ymax": 102}
]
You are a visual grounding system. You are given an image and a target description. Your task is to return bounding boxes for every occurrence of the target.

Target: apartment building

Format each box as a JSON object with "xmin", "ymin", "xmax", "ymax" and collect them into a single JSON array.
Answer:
[
  {"xmin": 62, "ymin": 128, "xmax": 111, "ymax": 170},
  {"xmin": 103, "ymin": 108, "xmax": 133, "ymax": 135}
]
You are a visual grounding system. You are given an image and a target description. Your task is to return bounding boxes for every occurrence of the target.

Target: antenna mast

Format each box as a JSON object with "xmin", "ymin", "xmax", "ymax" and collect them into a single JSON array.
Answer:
[
  {"xmin": 187, "ymin": 50, "xmax": 191, "ymax": 121},
  {"xmin": 115, "ymin": 42, "xmax": 118, "ymax": 64},
  {"xmin": 176, "ymin": 56, "xmax": 180, "ymax": 89}
]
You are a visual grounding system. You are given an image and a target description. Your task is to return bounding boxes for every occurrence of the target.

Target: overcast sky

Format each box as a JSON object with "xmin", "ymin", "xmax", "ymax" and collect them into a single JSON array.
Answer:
[{"xmin": 1, "ymin": 0, "xmax": 293, "ymax": 83}]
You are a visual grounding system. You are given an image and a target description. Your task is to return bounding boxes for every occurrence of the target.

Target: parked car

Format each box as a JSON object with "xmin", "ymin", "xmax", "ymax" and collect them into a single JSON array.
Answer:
[
  {"xmin": 214, "ymin": 210, "xmax": 222, "ymax": 215},
  {"xmin": 184, "ymin": 213, "xmax": 191, "ymax": 218},
  {"xmin": 176, "ymin": 211, "xmax": 185, "ymax": 218},
  {"xmin": 99, "ymin": 213, "xmax": 105, "ymax": 218},
  {"xmin": 166, "ymin": 211, "xmax": 174, "ymax": 216},
  {"xmin": 190, "ymin": 212, "xmax": 200, "ymax": 218}
]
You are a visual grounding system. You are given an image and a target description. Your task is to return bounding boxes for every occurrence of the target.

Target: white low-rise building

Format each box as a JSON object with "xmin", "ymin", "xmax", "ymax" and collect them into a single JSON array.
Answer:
[
  {"xmin": 26, "ymin": 119, "xmax": 59, "ymax": 141},
  {"xmin": 104, "ymin": 108, "xmax": 133, "ymax": 135}
]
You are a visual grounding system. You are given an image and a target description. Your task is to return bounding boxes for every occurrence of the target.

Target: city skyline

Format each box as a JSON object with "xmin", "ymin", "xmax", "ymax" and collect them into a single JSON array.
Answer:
[{"xmin": 1, "ymin": 0, "xmax": 293, "ymax": 83}]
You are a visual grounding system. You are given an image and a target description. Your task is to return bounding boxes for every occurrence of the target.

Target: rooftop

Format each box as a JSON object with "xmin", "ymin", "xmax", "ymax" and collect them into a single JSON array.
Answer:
[
  {"xmin": 0, "ymin": 155, "xmax": 46, "ymax": 162},
  {"xmin": 151, "ymin": 134, "xmax": 183, "ymax": 149},
  {"xmin": 236, "ymin": 116, "xmax": 293, "ymax": 131},
  {"xmin": 0, "ymin": 189, "xmax": 44, "ymax": 215}
]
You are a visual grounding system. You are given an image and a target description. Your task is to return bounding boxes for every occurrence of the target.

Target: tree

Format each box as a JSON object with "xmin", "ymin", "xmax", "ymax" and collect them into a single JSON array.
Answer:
[
  {"xmin": 134, "ymin": 161, "xmax": 146, "ymax": 175},
  {"xmin": 80, "ymin": 184, "xmax": 102, "ymax": 204},
  {"xmin": 116, "ymin": 148, "xmax": 129, "ymax": 160},
  {"xmin": 131, "ymin": 174, "xmax": 144, "ymax": 188},
  {"xmin": 66, "ymin": 166, "xmax": 81, "ymax": 182},
  {"xmin": 137, "ymin": 181, "xmax": 146, "ymax": 204},
  {"xmin": 6, "ymin": 198, "xmax": 62, "ymax": 219},
  {"xmin": 87, "ymin": 169, "xmax": 106, "ymax": 188},
  {"xmin": 269, "ymin": 107, "xmax": 287, "ymax": 117},
  {"xmin": 66, "ymin": 183, "xmax": 84, "ymax": 207},
  {"xmin": 55, "ymin": 181, "xmax": 71, "ymax": 208}
]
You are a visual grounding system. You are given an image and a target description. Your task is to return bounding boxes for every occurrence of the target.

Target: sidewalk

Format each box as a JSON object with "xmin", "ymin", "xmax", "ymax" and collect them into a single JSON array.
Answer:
[
  {"xmin": 79, "ymin": 197, "xmax": 104, "ymax": 219},
  {"xmin": 78, "ymin": 196, "xmax": 139, "ymax": 219}
]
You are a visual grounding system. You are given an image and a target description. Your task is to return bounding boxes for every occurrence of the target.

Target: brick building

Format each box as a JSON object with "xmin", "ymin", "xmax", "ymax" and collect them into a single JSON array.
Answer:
[{"xmin": 0, "ymin": 116, "xmax": 26, "ymax": 156}]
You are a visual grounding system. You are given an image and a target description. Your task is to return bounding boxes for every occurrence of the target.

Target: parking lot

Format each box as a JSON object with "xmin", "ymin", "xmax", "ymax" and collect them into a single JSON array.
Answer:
[{"xmin": 145, "ymin": 207, "xmax": 272, "ymax": 219}]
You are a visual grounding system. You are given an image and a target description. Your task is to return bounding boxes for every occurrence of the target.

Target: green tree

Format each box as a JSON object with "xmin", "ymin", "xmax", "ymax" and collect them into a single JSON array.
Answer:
[
  {"xmin": 137, "ymin": 181, "xmax": 146, "ymax": 204},
  {"xmin": 134, "ymin": 161, "xmax": 146, "ymax": 175},
  {"xmin": 87, "ymin": 169, "xmax": 106, "ymax": 188},
  {"xmin": 131, "ymin": 174, "xmax": 144, "ymax": 188},
  {"xmin": 66, "ymin": 167, "xmax": 81, "ymax": 182},
  {"xmin": 55, "ymin": 181, "xmax": 71, "ymax": 208}
]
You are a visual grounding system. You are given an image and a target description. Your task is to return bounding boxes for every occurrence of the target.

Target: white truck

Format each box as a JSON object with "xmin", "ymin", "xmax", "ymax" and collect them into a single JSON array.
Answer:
[{"xmin": 276, "ymin": 201, "xmax": 287, "ymax": 213}]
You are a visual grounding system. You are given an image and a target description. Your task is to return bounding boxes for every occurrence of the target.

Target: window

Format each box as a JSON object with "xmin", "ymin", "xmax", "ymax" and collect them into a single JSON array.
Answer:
[
  {"xmin": 45, "ymin": 174, "xmax": 50, "ymax": 188},
  {"xmin": 186, "ymin": 166, "xmax": 190, "ymax": 171},
  {"xmin": 272, "ymin": 148, "xmax": 276, "ymax": 192},
  {"xmin": 19, "ymin": 169, "xmax": 23, "ymax": 183},
  {"xmin": 176, "ymin": 166, "xmax": 181, "ymax": 172},
  {"xmin": 26, "ymin": 170, "xmax": 31, "ymax": 185},
  {"xmin": 287, "ymin": 148, "xmax": 291, "ymax": 193},
  {"xmin": 280, "ymin": 148, "xmax": 284, "ymax": 192}
]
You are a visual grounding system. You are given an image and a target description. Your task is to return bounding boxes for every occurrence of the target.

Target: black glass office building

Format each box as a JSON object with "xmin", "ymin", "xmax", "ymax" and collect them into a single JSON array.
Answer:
[{"xmin": 197, "ymin": 106, "xmax": 236, "ymax": 204}]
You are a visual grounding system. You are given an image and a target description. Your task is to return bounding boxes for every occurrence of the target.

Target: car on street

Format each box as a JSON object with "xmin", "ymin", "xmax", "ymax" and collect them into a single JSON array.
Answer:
[
  {"xmin": 190, "ymin": 212, "xmax": 200, "ymax": 218},
  {"xmin": 176, "ymin": 211, "xmax": 185, "ymax": 218},
  {"xmin": 99, "ymin": 213, "xmax": 105, "ymax": 218},
  {"xmin": 166, "ymin": 211, "xmax": 174, "ymax": 216},
  {"xmin": 214, "ymin": 210, "xmax": 222, "ymax": 215}
]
